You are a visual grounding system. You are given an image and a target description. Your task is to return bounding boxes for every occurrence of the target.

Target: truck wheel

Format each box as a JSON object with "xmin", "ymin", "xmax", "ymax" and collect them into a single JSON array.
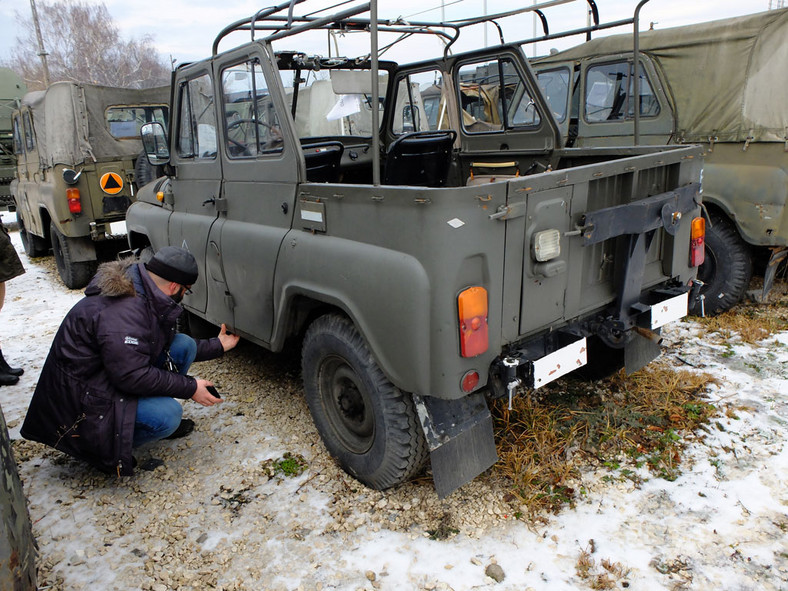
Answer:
[
  {"xmin": 301, "ymin": 314, "xmax": 428, "ymax": 490},
  {"xmin": 16, "ymin": 213, "xmax": 48, "ymax": 258},
  {"xmin": 690, "ymin": 212, "xmax": 753, "ymax": 316},
  {"xmin": 49, "ymin": 222, "xmax": 97, "ymax": 289},
  {"xmin": 0, "ymin": 407, "xmax": 37, "ymax": 591}
]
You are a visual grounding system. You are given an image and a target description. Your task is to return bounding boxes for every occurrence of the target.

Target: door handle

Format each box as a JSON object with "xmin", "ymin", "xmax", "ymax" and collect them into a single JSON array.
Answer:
[{"xmin": 202, "ymin": 197, "xmax": 215, "ymax": 206}]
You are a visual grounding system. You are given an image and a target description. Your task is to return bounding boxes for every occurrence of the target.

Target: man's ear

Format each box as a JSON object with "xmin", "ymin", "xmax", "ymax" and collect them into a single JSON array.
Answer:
[{"xmin": 168, "ymin": 282, "xmax": 180, "ymax": 295}]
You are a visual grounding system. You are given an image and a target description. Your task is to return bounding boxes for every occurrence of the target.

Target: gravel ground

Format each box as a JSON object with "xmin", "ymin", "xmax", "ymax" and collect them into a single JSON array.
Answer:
[{"xmin": 2, "ymin": 224, "xmax": 786, "ymax": 590}]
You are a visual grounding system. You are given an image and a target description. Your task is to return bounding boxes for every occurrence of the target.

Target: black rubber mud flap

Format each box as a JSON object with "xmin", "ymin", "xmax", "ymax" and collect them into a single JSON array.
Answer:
[
  {"xmin": 412, "ymin": 392, "xmax": 498, "ymax": 499},
  {"xmin": 624, "ymin": 329, "xmax": 662, "ymax": 375}
]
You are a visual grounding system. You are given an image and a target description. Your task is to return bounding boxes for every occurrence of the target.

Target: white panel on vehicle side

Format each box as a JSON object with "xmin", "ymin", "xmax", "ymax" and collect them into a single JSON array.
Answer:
[
  {"xmin": 650, "ymin": 292, "xmax": 688, "ymax": 329},
  {"xmin": 533, "ymin": 337, "xmax": 587, "ymax": 388}
]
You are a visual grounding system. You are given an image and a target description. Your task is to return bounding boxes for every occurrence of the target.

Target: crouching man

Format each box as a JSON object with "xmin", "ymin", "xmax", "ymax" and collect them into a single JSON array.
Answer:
[{"xmin": 21, "ymin": 247, "xmax": 239, "ymax": 475}]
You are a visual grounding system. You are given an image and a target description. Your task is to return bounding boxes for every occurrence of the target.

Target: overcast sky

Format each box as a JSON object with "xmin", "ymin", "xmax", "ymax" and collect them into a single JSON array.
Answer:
[{"xmin": 0, "ymin": 0, "xmax": 781, "ymax": 69}]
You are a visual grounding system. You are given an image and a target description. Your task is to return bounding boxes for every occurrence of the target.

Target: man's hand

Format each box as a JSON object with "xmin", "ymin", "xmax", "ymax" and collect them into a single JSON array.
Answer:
[
  {"xmin": 218, "ymin": 323, "xmax": 240, "ymax": 352},
  {"xmin": 192, "ymin": 379, "xmax": 224, "ymax": 407}
]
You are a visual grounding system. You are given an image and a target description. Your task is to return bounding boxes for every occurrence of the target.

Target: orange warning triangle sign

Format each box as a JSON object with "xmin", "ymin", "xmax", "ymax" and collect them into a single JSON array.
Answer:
[{"xmin": 100, "ymin": 172, "xmax": 124, "ymax": 195}]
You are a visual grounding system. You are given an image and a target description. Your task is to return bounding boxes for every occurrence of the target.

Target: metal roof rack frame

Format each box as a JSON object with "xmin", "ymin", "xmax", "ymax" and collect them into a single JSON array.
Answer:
[{"xmin": 209, "ymin": 0, "xmax": 652, "ymax": 181}]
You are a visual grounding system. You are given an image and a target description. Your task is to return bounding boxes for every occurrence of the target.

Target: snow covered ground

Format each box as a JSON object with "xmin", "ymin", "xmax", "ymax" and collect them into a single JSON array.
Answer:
[{"xmin": 1, "ymin": 216, "xmax": 786, "ymax": 590}]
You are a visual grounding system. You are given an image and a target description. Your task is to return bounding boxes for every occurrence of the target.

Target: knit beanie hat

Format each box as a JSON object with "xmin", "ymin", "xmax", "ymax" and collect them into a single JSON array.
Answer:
[{"xmin": 144, "ymin": 246, "xmax": 198, "ymax": 285}]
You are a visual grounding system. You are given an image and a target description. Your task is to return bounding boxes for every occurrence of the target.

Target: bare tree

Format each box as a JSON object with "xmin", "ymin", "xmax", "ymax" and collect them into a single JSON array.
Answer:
[{"xmin": 6, "ymin": 1, "xmax": 171, "ymax": 90}]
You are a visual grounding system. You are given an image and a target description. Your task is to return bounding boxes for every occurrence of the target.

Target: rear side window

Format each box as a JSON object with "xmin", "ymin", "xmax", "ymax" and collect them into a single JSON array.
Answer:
[
  {"xmin": 106, "ymin": 106, "xmax": 168, "ymax": 139},
  {"xmin": 221, "ymin": 59, "xmax": 283, "ymax": 158},
  {"xmin": 585, "ymin": 61, "xmax": 660, "ymax": 122},
  {"xmin": 536, "ymin": 67, "xmax": 570, "ymax": 123},
  {"xmin": 22, "ymin": 112, "xmax": 35, "ymax": 152},
  {"xmin": 457, "ymin": 57, "xmax": 540, "ymax": 134},
  {"xmin": 176, "ymin": 74, "xmax": 218, "ymax": 159},
  {"xmin": 12, "ymin": 115, "xmax": 23, "ymax": 154}
]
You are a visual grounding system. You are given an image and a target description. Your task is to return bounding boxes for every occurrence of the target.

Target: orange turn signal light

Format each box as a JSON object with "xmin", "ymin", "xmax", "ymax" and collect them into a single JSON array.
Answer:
[
  {"xmin": 66, "ymin": 187, "xmax": 81, "ymax": 214},
  {"xmin": 458, "ymin": 286, "xmax": 489, "ymax": 357},
  {"xmin": 690, "ymin": 216, "xmax": 705, "ymax": 267}
]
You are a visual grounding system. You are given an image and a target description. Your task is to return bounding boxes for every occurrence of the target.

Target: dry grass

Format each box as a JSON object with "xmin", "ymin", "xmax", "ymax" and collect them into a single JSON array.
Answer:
[
  {"xmin": 492, "ymin": 361, "xmax": 718, "ymax": 516},
  {"xmin": 697, "ymin": 276, "xmax": 788, "ymax": 344}
]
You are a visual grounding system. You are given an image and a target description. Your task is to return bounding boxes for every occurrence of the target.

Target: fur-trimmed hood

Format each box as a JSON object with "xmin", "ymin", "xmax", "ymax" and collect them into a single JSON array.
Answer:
[{"xmin": 86, "ymin": 258, "xmax": 137, "ymax": 297}]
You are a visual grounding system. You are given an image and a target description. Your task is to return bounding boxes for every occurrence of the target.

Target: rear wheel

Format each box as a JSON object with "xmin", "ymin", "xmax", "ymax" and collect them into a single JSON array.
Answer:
[
  {"xmin": 133, "ymin": 150, "xmax": 161, "ymax": 189},
  {"xmin": 690, "ymin": 212, "xmax": 752, "ymax": 316},
  {"xmin": 16, "ymin": 213, "xmax": 48, "ymax": 258},
  {"xmin": 49, "ymin": 222, "xmax": 97, "ymax": 289},
  {"xmin": 301, "ymin": 314, "xmax": 427, "ymax": 490}
]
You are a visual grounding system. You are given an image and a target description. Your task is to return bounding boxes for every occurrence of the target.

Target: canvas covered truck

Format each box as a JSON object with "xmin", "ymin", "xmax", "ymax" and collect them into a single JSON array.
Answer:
[
  {"xmin": 0, "ymin": 69, "xmax": 27, "ymax": 212},
  {"xmin": 10, "ymin": 82, "xmax": 168, "ymax": 288},
  {"xmin": 532, "ymin": 8, "xmax": 788, "ymax": 315},
  {"xmin": 128, "ymin": 0, "xmax": 705, "ymax": 497}
]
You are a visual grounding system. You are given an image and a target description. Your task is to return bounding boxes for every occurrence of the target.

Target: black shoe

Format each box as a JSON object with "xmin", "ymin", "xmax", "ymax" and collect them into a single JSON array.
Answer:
[
  {"xmin": 164, "ymin": 418, "xmax": 194, "ymax": 440},
  {"xmin": 0, "ymin": 349, "xmax": 23, "ymax": 377},
  {"xmin": 0, "ymin": 372, "xmax": 19, "ymax": 386}
]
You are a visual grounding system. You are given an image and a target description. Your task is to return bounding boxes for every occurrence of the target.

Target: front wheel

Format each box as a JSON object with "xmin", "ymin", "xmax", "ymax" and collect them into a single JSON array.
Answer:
[
  {"xmin": 301, "ymin": 314, "xmax": 427, "ymax": 490},
  {"xmin": 50, "ymin": 222, "xmax": 97, "ymax": 289},
  {"xmin": 690, "ymin": 212, "xmax": 752, "ymax": 316}
]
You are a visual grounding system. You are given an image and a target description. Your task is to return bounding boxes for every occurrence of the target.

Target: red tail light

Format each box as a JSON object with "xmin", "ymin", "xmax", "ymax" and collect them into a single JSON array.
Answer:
[
  {"xmin": 66, "ymin": 187, "xmax": 82, "ymax": 214},
  {"xmin": 458, "ymin": 286, "xmax": 489, "ymax": 357},
  {"xmin": 690, "ymin": 216, "xmax": 705, "ymax": 267}
]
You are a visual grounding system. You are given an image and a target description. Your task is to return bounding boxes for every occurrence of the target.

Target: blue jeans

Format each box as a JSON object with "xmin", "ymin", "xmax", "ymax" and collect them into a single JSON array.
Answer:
[{"xmin": 132, "ymin": 334, "xmax": 197, "ymax": 447}]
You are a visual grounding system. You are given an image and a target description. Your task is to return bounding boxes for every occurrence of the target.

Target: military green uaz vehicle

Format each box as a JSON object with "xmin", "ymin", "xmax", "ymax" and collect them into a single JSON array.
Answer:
[
  {"xmin": 11, "ymin": 82, "xmax": 168, "ymax": 288},
  {"xmin": 532, "ymin": 8, "xmax": 788, "ymax": 315},
  {"xmin": 128, "ymin": 1, "xmax": 705, "ymax": 497}
]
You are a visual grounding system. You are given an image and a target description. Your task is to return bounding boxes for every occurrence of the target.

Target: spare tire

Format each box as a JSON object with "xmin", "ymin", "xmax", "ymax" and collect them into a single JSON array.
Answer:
[{"xmin": 133, "ymin": 151, "xmax": 161, "ymax": 189}]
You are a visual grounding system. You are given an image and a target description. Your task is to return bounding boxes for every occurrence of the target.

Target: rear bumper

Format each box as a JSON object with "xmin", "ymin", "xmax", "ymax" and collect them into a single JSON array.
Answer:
[{"xmin": 489, "ymin": 284, "xmax": 690, "ymax": 395}]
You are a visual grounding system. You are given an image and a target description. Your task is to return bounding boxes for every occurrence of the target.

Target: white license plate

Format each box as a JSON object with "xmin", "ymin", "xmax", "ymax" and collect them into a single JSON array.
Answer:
[
  {"xmin": 650, "ymin": 292, "xmax": 688, "ymax": 329},
  {"xmin": 532, "ymin": 337, "xmax": 587, "ymax": 389},
  {"xmin": 108, "ymin": 221, "xmax": 127, "ymax": 236}
]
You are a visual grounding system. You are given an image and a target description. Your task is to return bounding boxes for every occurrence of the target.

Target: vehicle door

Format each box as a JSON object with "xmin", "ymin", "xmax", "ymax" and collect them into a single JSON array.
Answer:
[
  {"xmin": 208, "ymin": 45, "xmax": 298, "ymax": 342},
  {"xmin": 14, "ymin": 108, "xmax": 43, "ymax": 234},
  {"xmin": 574, "ymin": 54, "xmax": 674, "ymax": 146},
  {"xmin": 167, "ymin": 64, "xmax": 222, "ymax": 314}
]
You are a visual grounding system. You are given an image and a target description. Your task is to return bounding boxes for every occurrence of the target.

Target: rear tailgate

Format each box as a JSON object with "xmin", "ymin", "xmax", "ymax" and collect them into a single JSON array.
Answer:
[{"xmin": 497, "ymin": 145, "xmax": 703, "ymax": 345}]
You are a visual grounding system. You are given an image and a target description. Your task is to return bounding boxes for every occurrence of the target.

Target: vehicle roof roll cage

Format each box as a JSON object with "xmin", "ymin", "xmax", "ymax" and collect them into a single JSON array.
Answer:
[
  {"xmin": 212, "ymin": 0, "xmax": 641, "ymax": 59},
  {"xmin": 210, "ymin": 0, "xmax": 652, "ymax": 181}
]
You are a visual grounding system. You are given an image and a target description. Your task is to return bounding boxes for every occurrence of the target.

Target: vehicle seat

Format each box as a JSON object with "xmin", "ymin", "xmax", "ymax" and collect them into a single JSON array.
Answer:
[
  {"xmin": 383, "ymin": 130, "xmax": 457, "ymax": 187},
  {"xmin": 301, "ymin": 141, "xmax": 344, "ymax": 183}
]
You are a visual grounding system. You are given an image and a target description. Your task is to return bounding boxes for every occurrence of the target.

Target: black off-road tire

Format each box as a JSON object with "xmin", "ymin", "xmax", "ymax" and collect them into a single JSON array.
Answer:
[
  {"xmin": 301, "ymin": 314, "xmax": 428, "ymax": 490},
  {"xmin": 49, "ymin": 222, "xmax": 97, "ymax": 289},
  {"xmin": 133, "ymin": 151, "xmax": 161, "ymax": 189},
  {"xmin": 0, "ymin": 406, "xmax": 37, "ymax": 591},
  {"xmin": 690, "ymin": 212, "xmax": 753, "ymax": 316},
  {"xmin": 16, "ymin": 212, "xmax": 48, "ymax": 258}
]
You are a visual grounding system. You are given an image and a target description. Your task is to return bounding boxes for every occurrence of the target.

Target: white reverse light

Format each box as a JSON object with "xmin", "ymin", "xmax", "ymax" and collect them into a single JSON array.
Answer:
[{"xmin": 533, "ymin": 229, "xmax": 561, "ymax": 262}]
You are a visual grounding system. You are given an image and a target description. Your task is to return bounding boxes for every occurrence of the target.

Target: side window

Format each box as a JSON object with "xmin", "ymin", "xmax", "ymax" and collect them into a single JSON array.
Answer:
[
  {"xmin": 585, "ymin": 61, "xmax": 660, "ymax": 123},
  {"xmin": 106, "ymin": 106, "xmax": 168, "ymax": 140},
  {"xmin": 221, "ymin": 60, "xmax": 283, "ymax": 158},
  {"xmin": 12, "ymin": 115, "xmax": 23, "ymax": 154},
  {"xmin": 22, "ymin": 112, "xmax": 35, "ymax": 152},
  {"xmin": 536, "ymin": 67, "xmax": 570, "ymax": 123},
  {"xmin": 457, "ymin": 57, "xmax": 540, "ymax": 134},
  {"xmin": 176, "ymin": 74, "xmax": 217, "ymax": 159},
  {"xmin": 392, "ymin": 69, "xmax": 445, "ymax": 134}
]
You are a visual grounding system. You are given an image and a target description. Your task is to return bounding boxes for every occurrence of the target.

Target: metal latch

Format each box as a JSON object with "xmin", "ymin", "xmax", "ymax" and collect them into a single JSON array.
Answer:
[{"xmin": 502, "ymin": 357, "xmax": 522, "ymax": 410}]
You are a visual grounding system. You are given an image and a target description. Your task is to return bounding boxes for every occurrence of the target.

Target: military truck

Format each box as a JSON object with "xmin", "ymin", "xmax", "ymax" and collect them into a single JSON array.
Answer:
[
  {"xmin": 532, "ymin": 8, "xmax": 788, "ymax": 315},
  {"xmin": 0, "ymin": 69, "xmax": 27, "ymax": 212},
  {"xmin": 128, "ymin": 1, "xmax": 705, "ymax": 497},
  {"xmin": 11, "ymin": 82, "xmax": 168, "ymax": 288}
]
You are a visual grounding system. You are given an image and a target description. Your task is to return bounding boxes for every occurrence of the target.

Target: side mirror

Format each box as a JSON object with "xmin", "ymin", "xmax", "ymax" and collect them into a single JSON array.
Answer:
[{"xmin": 141, "ymin": 122, "xmax": 170, "ymax": 166}]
